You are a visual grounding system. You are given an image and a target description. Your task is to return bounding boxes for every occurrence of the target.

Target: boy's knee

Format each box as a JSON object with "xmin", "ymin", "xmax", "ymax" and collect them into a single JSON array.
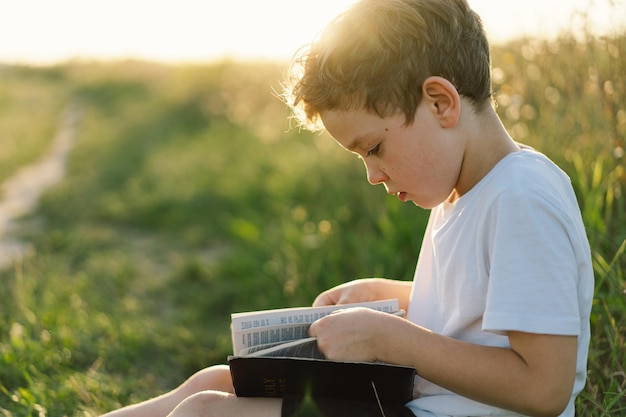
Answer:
[
  {"xmin": 169, "ymin": 391, "xmax": 233, "ymax": 417},
  {"xmin": 185, "ymin": 365, "xmax": 233, "ymax": 394},
  {"xmin": 170, "ymin": 392, "xmax": 282, "ymax": 417}
]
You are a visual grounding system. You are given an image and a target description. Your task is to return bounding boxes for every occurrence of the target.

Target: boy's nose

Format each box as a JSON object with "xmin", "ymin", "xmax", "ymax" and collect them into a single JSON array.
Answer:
[{"xmin": 365, "ymin": 162, "xmax": 388, "ymax": 185}]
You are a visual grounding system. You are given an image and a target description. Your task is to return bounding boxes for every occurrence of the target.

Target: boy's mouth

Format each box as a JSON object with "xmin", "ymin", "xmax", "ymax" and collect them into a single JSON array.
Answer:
[{"xmin": 396, "ymin": 192, "xmax": 408, "ymax": 202}]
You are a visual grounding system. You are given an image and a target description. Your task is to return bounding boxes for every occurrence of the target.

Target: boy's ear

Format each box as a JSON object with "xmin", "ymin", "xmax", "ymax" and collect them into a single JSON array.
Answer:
[{"xmin": 422, "ymin": 76, "xmax": 461, "ymax": 128}]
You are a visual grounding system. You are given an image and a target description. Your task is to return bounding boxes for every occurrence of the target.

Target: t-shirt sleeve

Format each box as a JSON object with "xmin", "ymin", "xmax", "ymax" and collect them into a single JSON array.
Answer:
[{"xmin": 482, "ymin": 188, "xmax": 582, "ymax": 336}]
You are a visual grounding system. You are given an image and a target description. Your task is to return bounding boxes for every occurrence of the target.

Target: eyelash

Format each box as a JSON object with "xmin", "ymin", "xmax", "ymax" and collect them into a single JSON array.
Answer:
[{"xmin": 366, "ymin": 143, "xmax": 381, "ymax": 157}]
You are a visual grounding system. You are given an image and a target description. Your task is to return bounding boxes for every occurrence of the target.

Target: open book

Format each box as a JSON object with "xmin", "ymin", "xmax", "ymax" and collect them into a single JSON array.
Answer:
[{"xmin": 228, "ymin": 299, "xmax": 416, "ymax": 404}]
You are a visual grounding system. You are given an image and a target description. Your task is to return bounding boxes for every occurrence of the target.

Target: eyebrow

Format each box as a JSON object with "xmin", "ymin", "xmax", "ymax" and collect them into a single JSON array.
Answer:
[{"xmin": 347, "ymin": 135, "xmax": 366, "ymax": 152}]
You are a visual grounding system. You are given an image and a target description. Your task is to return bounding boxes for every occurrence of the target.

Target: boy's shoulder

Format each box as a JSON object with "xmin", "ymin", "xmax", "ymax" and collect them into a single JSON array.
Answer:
[
  {"xmin": 467, "ymin": 148, "xmax": 574, "ymax": 207},
  {"xmin": 486, "ymin": 148, "xmax": 565, "ymax": 186}
]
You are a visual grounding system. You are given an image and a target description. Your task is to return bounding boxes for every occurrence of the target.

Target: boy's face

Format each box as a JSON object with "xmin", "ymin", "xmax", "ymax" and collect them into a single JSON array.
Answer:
[{"xmin": 320, "ymin": 102, "xmax": 465, "ymax": 209}]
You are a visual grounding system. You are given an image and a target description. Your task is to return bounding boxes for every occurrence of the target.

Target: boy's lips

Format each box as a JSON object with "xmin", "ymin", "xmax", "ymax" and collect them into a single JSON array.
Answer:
[
  {"xmin": 397, "ymin": 192, "xmax": 408, "ymax": 202},
  {"xmin": 389, "ymin": 191, "xmax": 408, "ymax": 202}
]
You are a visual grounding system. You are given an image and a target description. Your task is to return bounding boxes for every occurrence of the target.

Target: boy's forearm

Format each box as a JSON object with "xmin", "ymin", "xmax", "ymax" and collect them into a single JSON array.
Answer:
[{"xmin": 380, "ymin": 318, "xmax": 576, "ymax": 417}]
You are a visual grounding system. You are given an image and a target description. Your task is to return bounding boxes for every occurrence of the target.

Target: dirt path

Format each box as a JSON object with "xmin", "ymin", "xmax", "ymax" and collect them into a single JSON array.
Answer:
[{"xmin": 0, "ymin": 102, "xmax": 80, "ymax": 270}]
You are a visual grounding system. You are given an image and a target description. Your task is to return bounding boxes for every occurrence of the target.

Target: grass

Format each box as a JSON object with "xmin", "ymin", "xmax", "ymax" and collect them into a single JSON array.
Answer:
[
  {"xmin": 0, "ymin": 65, "xmax": 69, "ymax": 183},
  {"xmin": 0, "ymin": 31, "xmax": 624, "ymax": 417}
]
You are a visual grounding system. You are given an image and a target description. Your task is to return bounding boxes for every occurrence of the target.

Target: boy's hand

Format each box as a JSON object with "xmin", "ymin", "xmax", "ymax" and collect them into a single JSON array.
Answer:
[
  {"xmin": 308, "ymin": 307, "xmax": 399, "ymax": 362},
  {"xmin": 313, "ymin": 279, "xmax": 380, "ymax": 306},
  {"xmin": 313, "ymin": 278, "xmax": 412, "ymax": 310}
]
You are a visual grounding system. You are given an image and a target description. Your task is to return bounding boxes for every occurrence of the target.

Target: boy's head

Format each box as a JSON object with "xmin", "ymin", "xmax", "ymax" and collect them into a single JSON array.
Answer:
[{"xmin": 285, "ymin": 0, "xmax": 492, "ymax": 130}]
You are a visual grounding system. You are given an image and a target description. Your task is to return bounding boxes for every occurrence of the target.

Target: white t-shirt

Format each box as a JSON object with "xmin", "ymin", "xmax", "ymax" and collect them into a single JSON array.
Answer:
[{"xmin": 405, "ymin": 149, "xmax": 594, "ymax": 417}]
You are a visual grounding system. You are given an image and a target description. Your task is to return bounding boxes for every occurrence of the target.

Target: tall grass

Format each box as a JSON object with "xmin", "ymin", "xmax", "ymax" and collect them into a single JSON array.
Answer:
[
  {"xmin": 490, "ymin": 28, "xmax": 626, "ymax": 414},
  {"xmin": 0, "ymin": 30, "xmax": 624, "ymax": 417}
]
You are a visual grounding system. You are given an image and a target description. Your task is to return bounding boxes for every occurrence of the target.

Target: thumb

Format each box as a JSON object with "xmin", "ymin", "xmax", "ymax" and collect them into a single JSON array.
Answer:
[{"xmin": 308, "ymin": 319, "xmax": 319, "ymax": 337}]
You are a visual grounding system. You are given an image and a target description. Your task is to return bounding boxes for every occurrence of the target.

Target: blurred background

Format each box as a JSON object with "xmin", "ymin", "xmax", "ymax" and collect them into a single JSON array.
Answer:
[{"xmin": 0, "ymin": 1, "xmax": 624, "ymax": 416}]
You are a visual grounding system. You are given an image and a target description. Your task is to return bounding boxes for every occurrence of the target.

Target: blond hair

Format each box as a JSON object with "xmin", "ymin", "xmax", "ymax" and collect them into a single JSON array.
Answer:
[{"xmin": 285, "ymin": 0, "xmax": 492, "ymax": 130}]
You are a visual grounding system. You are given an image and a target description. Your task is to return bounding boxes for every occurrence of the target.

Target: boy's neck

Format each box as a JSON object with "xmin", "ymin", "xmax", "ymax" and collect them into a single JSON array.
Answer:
[{"xmin": 448, "ymin": 108, "xmax": 519, "ymax": 203}]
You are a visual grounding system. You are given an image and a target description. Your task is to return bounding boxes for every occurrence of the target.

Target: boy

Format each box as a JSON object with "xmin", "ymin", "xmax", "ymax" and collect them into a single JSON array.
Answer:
[{"xmin": 100, "ymin": 0, "xmax": 593, "ymax": 416}]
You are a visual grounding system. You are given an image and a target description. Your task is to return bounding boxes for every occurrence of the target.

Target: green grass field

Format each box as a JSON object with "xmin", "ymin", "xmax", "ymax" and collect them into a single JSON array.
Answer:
[{"xmin": 0, "ymin": 30, "xmax": 624, "ymax": 416}]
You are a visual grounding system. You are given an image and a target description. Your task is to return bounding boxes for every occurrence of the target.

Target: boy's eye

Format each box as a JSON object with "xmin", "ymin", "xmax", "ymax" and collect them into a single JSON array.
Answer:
[{"xmin": 366, "ymin": 144, "xmax": 381, "ymax": 157}]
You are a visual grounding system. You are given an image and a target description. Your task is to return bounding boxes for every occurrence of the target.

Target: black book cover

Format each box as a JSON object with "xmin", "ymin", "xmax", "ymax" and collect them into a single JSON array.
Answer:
[{"xmin": 228, "ymin": 355, "xmax": 416, "ymax": 404}]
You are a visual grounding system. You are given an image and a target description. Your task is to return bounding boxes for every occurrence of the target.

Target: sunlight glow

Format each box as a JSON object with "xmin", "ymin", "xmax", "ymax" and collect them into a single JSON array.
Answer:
[{"xmin": 0, "ymin": 0, "xmax": 623, "ymax": 64}]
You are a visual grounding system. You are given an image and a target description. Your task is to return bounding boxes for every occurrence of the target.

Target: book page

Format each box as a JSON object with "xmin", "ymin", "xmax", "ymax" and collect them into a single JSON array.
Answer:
[
  {"xmin": 231, "ymin": 299, "xmax": 399, "ymax": 354},
  {"xmin": 231, "ymin": 299, "xmax": 398, "ymax": 331},
  {"xmin": 233, "ymin": 323, "xmax": 312, "ymax": 354},
  {"xmin": 240, "ymin": 337, "xmax": 325, "ymax": 359}
]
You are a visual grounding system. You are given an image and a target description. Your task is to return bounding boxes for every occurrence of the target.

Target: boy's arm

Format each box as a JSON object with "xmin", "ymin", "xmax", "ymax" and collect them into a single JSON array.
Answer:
[
  {"xmin": 310, "ymin": 309, "xmax": 576, "ymax": 417},
  {"xmin": 313, "ymin": 278, "xmax": 413, "ymax": 313}
]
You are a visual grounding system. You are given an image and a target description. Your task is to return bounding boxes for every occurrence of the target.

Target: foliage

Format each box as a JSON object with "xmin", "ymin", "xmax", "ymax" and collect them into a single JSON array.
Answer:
[{"xmin": 0, "ymin": 30, "xmax": 624, "ymax": 417}]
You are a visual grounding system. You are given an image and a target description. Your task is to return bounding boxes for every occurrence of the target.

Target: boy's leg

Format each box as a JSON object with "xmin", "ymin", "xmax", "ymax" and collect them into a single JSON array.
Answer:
[
  {"xmin": 168, "ymin": 392, "xmax": 416, "ymax": 417},
  {"xmin": 100, "ymin": 365, "xmax": 234, "ymax": 417},
  {"xmin": 168, "ymin": 392, "xmax": 282, "ymax": 417}
]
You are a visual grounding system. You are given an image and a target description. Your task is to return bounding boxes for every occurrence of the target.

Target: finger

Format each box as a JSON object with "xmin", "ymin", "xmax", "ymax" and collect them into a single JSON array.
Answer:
[
  {"xmin": 308, "ymin": 319, "xmax": 319, "ymax": 337},
  {"xmin": 312, "ymin": 290, "xmax": 338, "ymax": 307},
  {"xmin": 311, "ymin": 295, "xmax": 327, "ymax": 307}
]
